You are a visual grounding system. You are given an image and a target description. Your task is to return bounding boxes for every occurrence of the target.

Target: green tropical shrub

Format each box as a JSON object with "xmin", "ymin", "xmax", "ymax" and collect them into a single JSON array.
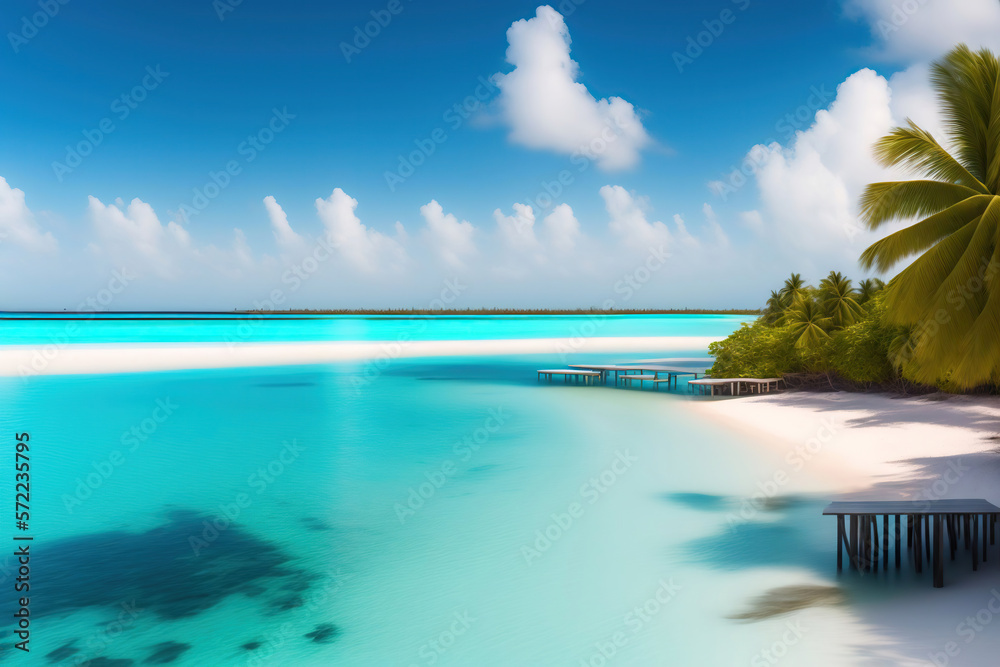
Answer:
[{"xmin": 708, "ymin": 272, "xmax": 904, "ymax": 388}]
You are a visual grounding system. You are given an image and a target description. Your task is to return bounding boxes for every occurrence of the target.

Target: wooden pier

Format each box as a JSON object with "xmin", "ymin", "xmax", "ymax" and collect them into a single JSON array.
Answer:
[
  {"xmin": 536, "ymin": 369, "xmax": 602, "ymax": 384},
  {"xmin": 568, "ymin": 364, "xmax": 705, "ymax": 388},
  {"xmin": 620, "ymin": 374, "xmax": 657, "ymax": 389},
  {"xmin": 539, "ymin": 361, "xmax": 785, "ymax": 397},
  {"xmin": 823, "ymin": 499, "xmax": 1000, "ymax": 588},
  {"xmin": 566, "ymin": 364, "xmax": 637, "ymax": 385}
]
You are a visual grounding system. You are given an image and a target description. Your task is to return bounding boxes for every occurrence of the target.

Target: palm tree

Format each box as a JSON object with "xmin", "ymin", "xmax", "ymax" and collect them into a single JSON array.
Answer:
[
  {"xmin": 817, "ymin": 271, "xmax": 865, "ymax": 328},
  {"xmin": 778, "ymin": 273, "xmax": 810, "ymax": 306},
  {"xmin": 785, "ymin": 298, "xmax": 831, "ymax": 349},
  {"xmin": 857, "ymin": 278, "xmax": 885, "ymax": 305},
  {"xmin": 859, "ymin": 44, "xmax": 1000, "ymax": 389},
  {"xmin": 888, "ymin": 326, "xmax": 917, "ymax": 371},
  {"xmin": 762, "ymin": 290, "xmax": 788, "ymax": 325}
]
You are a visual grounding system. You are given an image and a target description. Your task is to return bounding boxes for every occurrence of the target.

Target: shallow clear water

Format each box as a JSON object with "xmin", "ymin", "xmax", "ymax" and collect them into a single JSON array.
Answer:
[
  {"xmin": 0, "ymin": 313, "xmax": 747, "ymax": 345},
  {"xmin": 0, "ymin": 316, "xmax": 881, "ymax": 666}
]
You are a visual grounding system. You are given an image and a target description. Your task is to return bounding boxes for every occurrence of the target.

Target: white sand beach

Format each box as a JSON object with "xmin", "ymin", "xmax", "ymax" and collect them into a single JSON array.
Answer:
[
  {"xmin": 0, "ymin": 335, "xmax": 720, "ymax": 376},
  {"xmin": 693, "ymin": 391, "xmax": 1000, "ymax": 666}
]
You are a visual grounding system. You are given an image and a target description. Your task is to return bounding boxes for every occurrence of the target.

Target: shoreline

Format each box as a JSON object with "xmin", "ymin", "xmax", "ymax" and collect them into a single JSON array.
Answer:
[
  {"xmin": 691, "ymin": 390, "xmax": 1000, "ymax": 664},
  {"xmin": 0, "ymin": 335, "xmax": 720, "ymax": 377},
  {"xmin": 689, "ymin": 391, "xmax": 1000, "ymax": 500}
]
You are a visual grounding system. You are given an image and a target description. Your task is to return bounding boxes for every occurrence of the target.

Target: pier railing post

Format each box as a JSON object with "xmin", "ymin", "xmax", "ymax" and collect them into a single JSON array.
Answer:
[
  {"xmin": 895, "ymin": 515, "xmax": 900, "ymax": 569},
  {"xmin": 836, "ymin": 515, "xmax": 845, "ymax": 571},
  {"xmin": 925, "ymin": 515, "xmax": 931, "ymax": 561},
  {"xmin": 849, "ymin": 515, "xmax": 859, "ymax": 570},
  {"xmin": 934, "ymin": 514, "xmax": 944, "ymax": 588},
  {"xmin": 883, "ymin": 514, "xmax": 889, "ymax": 570},
  {"xmin": 983, "ymin": 513, "xmax": 988, "ymax": 563},
  {"xmin": 973, "ymin": 514, "xmax": 979, "ymax": 571},
  {"xmin": 872, "ymin": 515, "xmax": 879, "ymax": 573}
]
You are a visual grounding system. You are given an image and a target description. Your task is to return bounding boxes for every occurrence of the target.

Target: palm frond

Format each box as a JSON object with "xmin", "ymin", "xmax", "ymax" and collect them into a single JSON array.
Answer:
[
  {"xmin": 859, "ymin": 195, "xmax": 993, "ymax": 272},
  {"xmin": 859, "ymin": 180, "xmax": 982, "ymax": 230},
  {"xmin": 881, "ymin": 216, "xmax": 980, "ymax": 324},
  {"xmin": 873, "ymin": 120, "xmax": 989, "ymax": 192},
  {"xmin": 930, "ymin": 44, "xmax": 999, "ymax": 183}
]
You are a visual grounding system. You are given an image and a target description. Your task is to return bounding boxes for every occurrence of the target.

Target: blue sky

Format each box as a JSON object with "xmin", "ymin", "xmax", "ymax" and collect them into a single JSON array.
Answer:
[{"xmin": 2, "ymin": 0, "xmax": 999, "ymax": 309}]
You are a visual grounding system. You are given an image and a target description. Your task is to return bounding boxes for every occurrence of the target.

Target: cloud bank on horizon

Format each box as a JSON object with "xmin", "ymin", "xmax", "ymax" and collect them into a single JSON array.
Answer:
[{"xmin": 3, "ymin": 1, "xmax": 1000, "ymax": 310}]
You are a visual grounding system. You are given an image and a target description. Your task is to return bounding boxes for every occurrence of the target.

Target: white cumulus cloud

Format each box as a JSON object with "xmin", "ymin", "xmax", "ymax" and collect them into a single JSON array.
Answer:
[
  {"xmin": 263, "ymin": 195, "xmax": 304, "ymax": 250},
  {"xmin": 492, "ymin": 5, "xmax": 651, "ymax": 170},
  {"xmin": 494, "ymin": 203, "xmax": 539, "ymax": 251},
  {"xmin": 315, "ymin": 188, "xmax": 407, "ymax": 273},
  {"xmin": 845, "ymin": 0, "xmax": 1000, "ymax": 62},
  {"xmin": 0, "ymin": 176, "xmax": 57, "ymax": 252},
  {"xmin": 743, "ymin": 69, "xmax": 896, "ymax": 263},
  {"xmin": 600, "ymin": 185, "xmax": 672, "ymax": 252},
  {"xmin": 420, "ymin": 200, "xmax": 477, "ymax": 270},
  {"xmin": 541, "ymin": 203, "xmax": 581, "ymax": 254},
  {"xmin": 88, "ymin": 195, "xmax": 193, "ymax": 278}
]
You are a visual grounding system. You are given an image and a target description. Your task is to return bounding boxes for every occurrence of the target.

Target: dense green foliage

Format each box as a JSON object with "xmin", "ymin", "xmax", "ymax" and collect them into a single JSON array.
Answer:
[
  {"xmin": 712, "ymin": 45, "xmax": 1000, "ymax": 392},
  {"xmin": 709, "ymin": 272, "xmax": 903, "ymax": 388}
]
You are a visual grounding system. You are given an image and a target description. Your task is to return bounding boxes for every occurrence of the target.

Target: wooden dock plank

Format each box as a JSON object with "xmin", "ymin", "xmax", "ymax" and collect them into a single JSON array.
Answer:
[{"xmin": 824, "ymin": 500, "xmax": 1000, "ymax": 515}]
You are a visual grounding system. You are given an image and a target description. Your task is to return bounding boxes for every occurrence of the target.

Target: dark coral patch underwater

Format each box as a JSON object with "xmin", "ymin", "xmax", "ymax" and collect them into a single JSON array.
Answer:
[
  {"xmin": 144, "ymin": 641, "xmax": 191, "ymax": 664},
  {"xmin": 3, "ymin": 509, "xmax": 318, "ymax": 624},
  {"xmin": 304, "ymin": 623, "xmax": 339, "ymax": 644}
]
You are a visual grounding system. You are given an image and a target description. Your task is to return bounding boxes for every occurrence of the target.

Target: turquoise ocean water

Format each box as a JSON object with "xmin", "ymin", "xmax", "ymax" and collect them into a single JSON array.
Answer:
[{"xmin": 0, "ymin": 315, "xmax": 879, "ymax": 665}]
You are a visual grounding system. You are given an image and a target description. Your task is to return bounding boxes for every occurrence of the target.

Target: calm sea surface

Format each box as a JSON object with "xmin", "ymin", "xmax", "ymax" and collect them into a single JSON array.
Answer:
[{"xmin": 0, "ymin": 315, "xmax": 876, "ymax": 665}]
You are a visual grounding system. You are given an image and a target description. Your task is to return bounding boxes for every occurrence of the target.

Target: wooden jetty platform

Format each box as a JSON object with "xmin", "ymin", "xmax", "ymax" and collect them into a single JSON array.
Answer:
[
  {"xmin": 689, "ymin": 377, "xmax": 783, "ymax": 396},
  {"xmin": 621, "ymin": 365, "xmax": 704, "ymax": 389},
  {"xmin": 536, "ymin": 369, "xmax": 602, "ymax": 384},
  {"xmin": 823, "ymin": 499, "xmax": 1000, "ymax": 588},
  {"xmin": 567, "ymin": 364, "xmax": 637, "ymax": 384},
  {"xmin": 620, "ymin": 374, "xmax": 657, "ymax": 389},
  {"xmin": 568, "ymin": 364, "xmax": 706, "ymax": 388}
]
